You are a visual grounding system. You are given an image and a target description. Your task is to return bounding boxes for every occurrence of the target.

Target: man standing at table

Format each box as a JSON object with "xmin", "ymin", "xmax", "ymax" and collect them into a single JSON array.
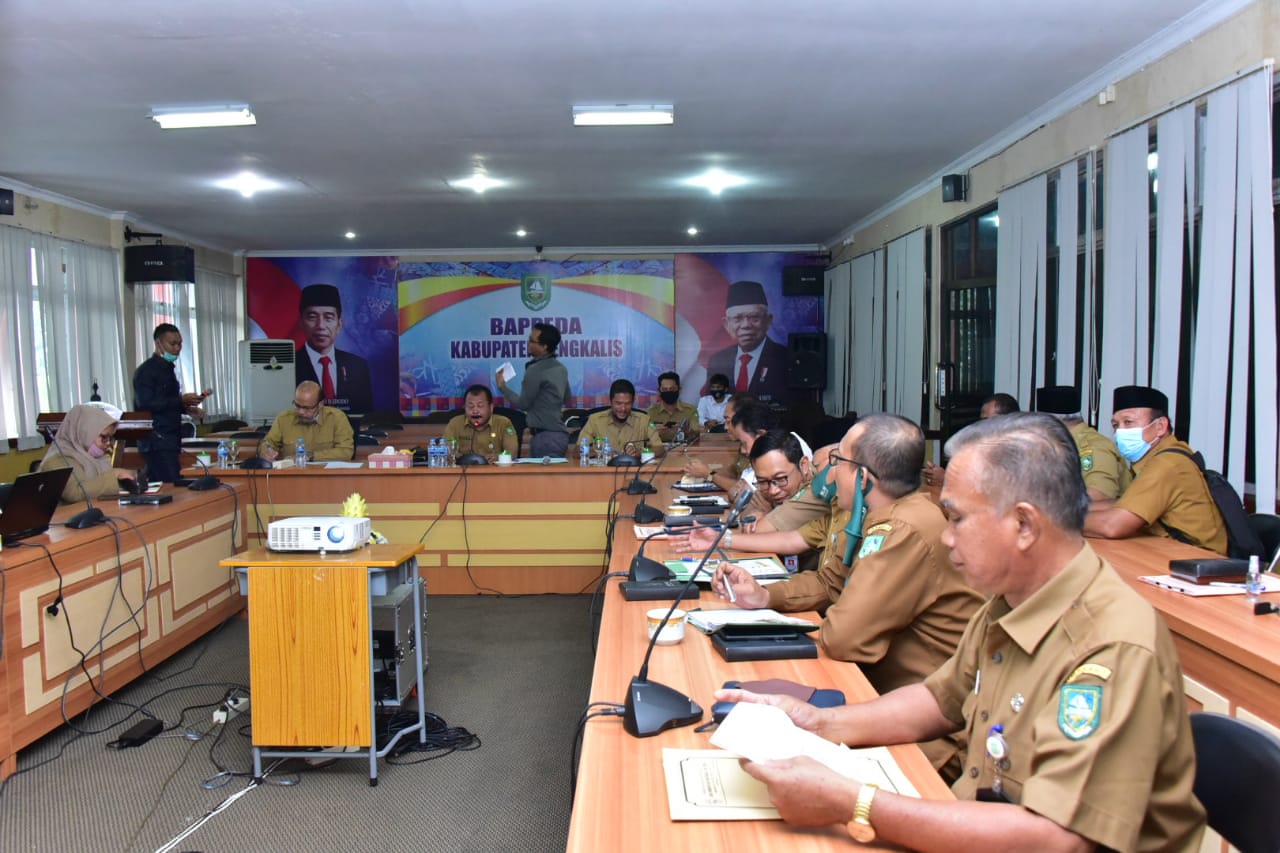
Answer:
[
  {"xmin": 1035, "ymin": 385, "xmax": 1131, "ymax": 501},
  {"xmin": 294, "ymin": 284, "xmax": 373, "ymax": 414},
  {"xmin": 706, "ymin": 280, "xmax": 790, "ymax": 404},
  {"xmin": 133, "ymin": 323, "xmax": 206, "ymax": 482},
  {"xmin": 496, "ymin": 321, "xmax": 571, "ymax": 457},
  {"xmin": 1084, "ymin": 385, "xmax": 1226, "ymax": 554},
  {"xmin": 444, "ymin": 384, "xmax": 519, "ymax": 461},
  {"xmin": 260, "ymin": 381, "xmax": 355, "ymax": 462},
  {"xmin": 577, "ymin": 379, "xmax": 661, "ymax": 458},
  {"xmin": 724, "ymin": 413, "xmax": 1203, "ymax": 852},
  {"xmin": 646, "ymin": 371, "xmax": 701, "ymax": 444},
  {"xmin": 678, "ymin": 414, "xmax": 981, "ymax": 776}
]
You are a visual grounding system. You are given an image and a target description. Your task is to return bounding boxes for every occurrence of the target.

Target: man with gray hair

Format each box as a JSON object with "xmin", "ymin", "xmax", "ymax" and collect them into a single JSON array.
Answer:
[
  {"xmin": 1035, "ymin": 385, "xmax": 1130, "ymax": 501},
  {"xmin": 720, "ymin": 413, "xmax": 1203, "ymax": 852}
]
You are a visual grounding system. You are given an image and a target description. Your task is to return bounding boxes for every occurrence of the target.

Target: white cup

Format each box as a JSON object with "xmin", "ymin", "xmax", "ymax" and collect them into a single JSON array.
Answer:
[
  {"xmin": 195, "ymin": 453, "xmax": 212, "ymax": 468},
  {"xmin": 666, "ymin": 505, "xmax": 692, "ymax": 517},
  {"xmin": 646, "ymin": 607, "xmax": 687, "ymax": 645}
]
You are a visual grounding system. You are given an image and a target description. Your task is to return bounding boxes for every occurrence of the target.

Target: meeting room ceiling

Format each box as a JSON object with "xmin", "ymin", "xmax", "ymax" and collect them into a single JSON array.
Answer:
[{"xmin": 1, "ymin": 0, "xmax": 1215, "ymax": 253}]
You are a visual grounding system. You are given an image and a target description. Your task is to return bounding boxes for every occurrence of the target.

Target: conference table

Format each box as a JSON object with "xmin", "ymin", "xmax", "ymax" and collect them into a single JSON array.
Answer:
[
  {"xmin": 567, "ymin": 484, "xmax": 955, "ymax": 852},
  {"xmin": 0, "ymin": 484, "xmax": 246, "ymax": 778}
]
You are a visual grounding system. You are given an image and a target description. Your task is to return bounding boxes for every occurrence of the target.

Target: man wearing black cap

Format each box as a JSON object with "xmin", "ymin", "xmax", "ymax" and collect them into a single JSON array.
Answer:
[
  {"xmin": 295, "ymin": 283, "xmax": 373, "ymax": 414},
  {"xmin": 1035, "ymin": 385, "xmax": 1130, "ymax": 500},
  {"xmin": 1084, "ymin": 385, "xmax": 1227, "ymax": 553},
  {"xmin": 706, "ymin": 280, "xmax": 790, "ymax": 405}
]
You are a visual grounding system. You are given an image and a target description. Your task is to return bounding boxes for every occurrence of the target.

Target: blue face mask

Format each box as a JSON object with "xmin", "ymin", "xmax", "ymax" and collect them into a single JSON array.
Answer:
[
  {"xmin": 841, "ymin": 468, "xmax": 873, "ymax": 565},
  {"xmin": 161, "ymin": 351, "xmax": 179, "ymax": 363},
  {"xmin": 1114, "ymin": 425, "xmax": 1152, "ymax": 463},
  {"xmin": 810, "ymin": 463, "xmax": 837, "ymax": 504}
]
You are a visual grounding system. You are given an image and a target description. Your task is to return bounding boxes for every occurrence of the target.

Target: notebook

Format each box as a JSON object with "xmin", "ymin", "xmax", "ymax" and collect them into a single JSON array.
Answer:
[{"xmin": 0, "ymin": 467, "xmax": 73, "ymax": 544}]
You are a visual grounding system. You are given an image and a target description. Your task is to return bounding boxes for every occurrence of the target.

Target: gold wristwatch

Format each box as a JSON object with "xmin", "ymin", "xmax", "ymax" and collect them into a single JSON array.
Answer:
[{"xmin": 847, "ymin": 782, "xmax": 878, "ymax": 842}]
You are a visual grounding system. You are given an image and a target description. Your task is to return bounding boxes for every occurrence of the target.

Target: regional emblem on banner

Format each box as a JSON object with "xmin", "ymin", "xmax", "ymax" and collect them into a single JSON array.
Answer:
[
  {"xmin": 1058, "ymin": 684, "xmax": 1102, "ymax": 740},
  {"xmin": 521, "ymin": 274, "xmax": 551, "ymax": 310}
]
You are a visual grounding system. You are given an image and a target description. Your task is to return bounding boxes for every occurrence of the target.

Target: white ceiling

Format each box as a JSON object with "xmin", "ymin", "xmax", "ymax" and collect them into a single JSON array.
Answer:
[{"xmin": 0, "ymin": 0, "xmax": 1217, "ymax": 253}]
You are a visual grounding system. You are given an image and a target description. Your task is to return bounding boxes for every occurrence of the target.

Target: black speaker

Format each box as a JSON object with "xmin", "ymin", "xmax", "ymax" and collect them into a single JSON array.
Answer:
[
  {"xmin": 941, "ymin": 173, "xmax": 967, "ymax": 203},
  {"xmin": 787, "ymin": 332, "xmax": 827, "ymax": 390},
  {"xmin": 783, "ymin": 265, "xmax": 824, "ymax": 296},
  {"xmin": 0, "ymin": 189, "xmax": 13, "ymax": 216},
  {"xmin": 125, "ymin": 244, "xmax": 195, "ymax": 283}
]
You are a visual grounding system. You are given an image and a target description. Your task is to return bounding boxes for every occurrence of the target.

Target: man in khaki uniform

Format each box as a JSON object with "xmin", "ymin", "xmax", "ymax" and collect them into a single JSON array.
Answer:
[
  {"xmin": 676, "ymin": 414, "xmax": 982, "ymax": 775},
  {"xmin": 743, "ymin": 431, "xmax": 833, "ymax": 573},
  {"xmin": 261, "ymin": 381, "xmax": 354, "ymax": 462},
  {"xmin": 577, "ymin": 378, "xmax": 661, "ymax": 457},
  {"xmin": 1085, "ymin": 385, "xmax": 1227, "ymax": 554},
  {"xmin": 443, "ymin": 384, "xmax": 519, "ymax": 460},
  {"xmin": 720, "ymin": 413, "xmax": 1204, "ymax": 852},
  {"xmin": 645, "ymin": 371, "xmax": 701, "ymax": 444},
  {"xmin": 1035, "ymin": 385, "xmax": 1131, "ymax": 500}
]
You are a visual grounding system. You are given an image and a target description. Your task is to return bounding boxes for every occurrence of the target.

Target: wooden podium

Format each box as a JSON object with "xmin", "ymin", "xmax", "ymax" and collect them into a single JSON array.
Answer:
[{"xmin": 222, "ymin": 543, "xmax": 426, "ymax": 785}]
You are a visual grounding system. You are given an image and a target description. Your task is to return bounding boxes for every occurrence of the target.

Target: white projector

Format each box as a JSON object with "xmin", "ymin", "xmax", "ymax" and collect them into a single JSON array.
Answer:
[{"xmin": 268, "ymin": 516, "xmax": 370, "ymax": 552}]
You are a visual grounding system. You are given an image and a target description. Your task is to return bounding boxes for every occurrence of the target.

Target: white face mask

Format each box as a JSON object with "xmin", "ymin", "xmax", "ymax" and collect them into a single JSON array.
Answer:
[{"xmin": 1114, "ymin": 425, "xmax": 1152, "ymax": 463}]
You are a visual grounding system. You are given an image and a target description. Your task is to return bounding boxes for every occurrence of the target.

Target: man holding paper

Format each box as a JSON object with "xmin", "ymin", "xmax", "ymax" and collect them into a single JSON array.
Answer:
[
  {"xmin": 495, "ymin": 321, "xmax": 571, "ymax": 457},
  {"xmin": 722, "ymin": 413, "xmax": 1203, "ymax": 852}
]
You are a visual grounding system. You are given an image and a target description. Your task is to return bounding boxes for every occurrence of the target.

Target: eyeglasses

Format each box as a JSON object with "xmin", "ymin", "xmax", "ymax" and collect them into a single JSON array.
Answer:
[
  {"xmin": 828, "ymin": 452, "xmax": 879, "ymax": 480},
  {"xmin": 293, "ymin": 400, "xmax": 320, "ymax": 413},
  {"xmin": 757, "ymin": 470, "xmax": 795, "ymax": 491}
]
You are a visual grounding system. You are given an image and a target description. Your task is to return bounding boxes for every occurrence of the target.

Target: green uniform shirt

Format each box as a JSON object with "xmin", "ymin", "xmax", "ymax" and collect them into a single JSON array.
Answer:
[
  {"xmin": 577, "ymin": 410, "xmax": 659, "ymax": 454},
  {"xmin": 443, "ymin": 414, "xmax": 519, "ymax": 458}
]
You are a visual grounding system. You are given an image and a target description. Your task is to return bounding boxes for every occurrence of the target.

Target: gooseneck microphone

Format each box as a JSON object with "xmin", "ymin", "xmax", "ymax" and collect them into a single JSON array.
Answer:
[
  {"xmin": 628, "ymin": 436, "xmax": 694, "ymax": 522},
  {"xmin": 49, "ymin": 437, "xmax": 106, "ymax": 529},
  {"xmin": 186, "ymin": 452, "xmax": 220, "ymax": 491},
  {"xmin": 622, "ymin": 485, "xmax": 754, "ymax": 738},
  {"xmin": 629, "ymin": 530, "xmax": 670, "ymax": 582}
]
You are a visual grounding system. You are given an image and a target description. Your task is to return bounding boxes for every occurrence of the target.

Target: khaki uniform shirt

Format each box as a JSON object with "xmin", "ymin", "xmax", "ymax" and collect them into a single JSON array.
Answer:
[
  {"xmin": 1071, "ymin": 421, "xmax": 1132, "ymax": 499},
  {"xmin": 578, "ymin": 410, "xmax": 659, "ymax": 454},
  {"xmin": 767, "ymin": 491, "xmax": 983, "ymax": 773},
  {"xmin": 763, "ymin": 484, "xmax": 831, "ymax": 573},
  {"xmin": 644, "ymin": 401, "xmax": 701, "ymax": 443},
  {"xmin": 264, "ymin": 406, "xmax": 354, "ymax": 461},
  {"xmin": 924, "ymin": 544, "xmax": 1204, "ymax": 853},
  {"xmin": 443, "ymin": 414, "xmax": 519, "ymax": 458},
  {"xmin": 1117, "ymin": 434, "xmax": 1227, "ymax": 554}
]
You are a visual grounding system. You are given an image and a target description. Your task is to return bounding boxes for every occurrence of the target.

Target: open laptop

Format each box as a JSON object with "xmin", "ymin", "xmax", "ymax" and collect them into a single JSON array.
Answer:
[{"xmin": 0, "ymin": 467, "xmax": 73, "ymax": 544}]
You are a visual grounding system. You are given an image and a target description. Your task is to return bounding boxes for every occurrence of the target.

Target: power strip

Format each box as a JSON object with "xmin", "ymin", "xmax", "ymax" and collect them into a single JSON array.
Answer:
[{"xmin": 212, "ymin": 696, "xmax": 250, "ymax": 724}]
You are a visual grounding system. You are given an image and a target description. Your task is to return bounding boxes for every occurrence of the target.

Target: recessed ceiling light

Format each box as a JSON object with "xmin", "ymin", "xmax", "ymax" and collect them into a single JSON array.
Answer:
[
  {"xmin": 450, "ymin": 173, "xmax": 504, "ymax": 194},
  {"xmin": 572, "ymin": 104, "xmax": 674, "ymax": 127},
  {"xmin": 150, "ymin": 105, "xmax": 256, "ymax": 130},
  {"xmin": 344, "ymin": 231, "xmax": 357, "ymax": 240},
  {"xmin": 687, "ymin": 226, "xmax": 699, "ymax": 236},
  {"xmin": 213, "ymin": 171, "xmax": 277, "ymax": 198},
  {"xmin": 516, "ymin": 228, "xmax": 528, "ymax": 238},
  {"xmin": 685, "ymin": 168, "xmax": 748, "ymax": 196}
]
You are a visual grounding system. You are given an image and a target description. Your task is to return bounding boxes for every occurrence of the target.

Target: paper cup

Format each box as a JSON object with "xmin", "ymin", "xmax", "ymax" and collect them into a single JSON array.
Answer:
[
  {"xmin": 666, "ymin": 505, "xmax": 692, "ymax": 517},
  {"xmin": 646, "ymin": 607, "xmax": 687, "ymax": 645},
  {"xmin": 195, "ymin": 453, "xmax": 212, "ymax": 468}
]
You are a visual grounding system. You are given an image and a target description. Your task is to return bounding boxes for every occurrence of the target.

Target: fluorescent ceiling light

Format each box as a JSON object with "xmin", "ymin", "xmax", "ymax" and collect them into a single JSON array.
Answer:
[
  {"xmin": 151, "ymin": 105, "xmax": 256, "ymax": 130},
  {"xmin": 344, "ymin": 231, "xmax": 357, "ymax": 240},
  {"xmin": 573, "ymin": 104, "xmax": 674, "ymax": 127},
  {"xmin": 214, "ymin": 171, "xmax": 278, "ymax": 198},
  {"xmin": 516, "ymin": 228, "xmax": 528, "ymax": 238},
  {"xmin": 684, "ymin": 168, "xmax": 748, "ymax": 196},
  {"xmin": 686, "ymin": 226, "xmax": 699, "ymax": 236},
  {"xmin": 451, "ymin": 173, "xmax": 504, "ymax": 194}
]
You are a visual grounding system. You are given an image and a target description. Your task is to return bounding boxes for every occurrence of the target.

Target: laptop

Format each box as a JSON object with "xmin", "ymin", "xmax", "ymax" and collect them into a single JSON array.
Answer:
[{"xmin": 0, "ymin": 467, "xmax": 74, "ymax": 544}]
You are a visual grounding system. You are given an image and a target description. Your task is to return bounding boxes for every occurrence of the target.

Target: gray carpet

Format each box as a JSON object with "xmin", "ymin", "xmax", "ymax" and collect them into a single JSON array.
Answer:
[{"xmin": 0, "ymin": 594, "xmax": 595, "ymax": 853}]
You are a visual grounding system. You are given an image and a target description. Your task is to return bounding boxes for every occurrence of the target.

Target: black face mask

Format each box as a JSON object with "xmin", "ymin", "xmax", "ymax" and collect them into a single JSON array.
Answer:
[
  {"xmin": 659, "ymin": 390, "xmax": 679, "ymax": 405},
  {"xmin": 710, "ymin": 390, "xmax": 726, "ymax": 401}
]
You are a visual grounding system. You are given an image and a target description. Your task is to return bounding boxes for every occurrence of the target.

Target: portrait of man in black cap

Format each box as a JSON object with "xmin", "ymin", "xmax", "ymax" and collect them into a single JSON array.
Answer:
[
  {"xmin": 705, "ymin": 280, "xmax": 790, "ymax": 404},
  {"xmin": 294, "ymin": 283, "xmax": 373, "ymax": 414}
]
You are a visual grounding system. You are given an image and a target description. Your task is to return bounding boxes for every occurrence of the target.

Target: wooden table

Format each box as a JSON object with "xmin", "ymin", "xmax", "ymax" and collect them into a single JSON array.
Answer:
[
  {"xmin": 223, "ymin": 543, "xmax": 426, "ymax": 784},
  {"xmin": 0, "ymin": 485, "xmax": 245, "ymax": 778},
  {"xmin": 566, "ymin": 518, "xmax": 954, "ymax": 852}
]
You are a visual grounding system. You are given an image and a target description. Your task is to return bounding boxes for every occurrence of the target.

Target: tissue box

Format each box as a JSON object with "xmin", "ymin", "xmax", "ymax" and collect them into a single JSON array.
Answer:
[{"xmin": 368, "ymin": 453, "xmax": 411, "ymax": 469}]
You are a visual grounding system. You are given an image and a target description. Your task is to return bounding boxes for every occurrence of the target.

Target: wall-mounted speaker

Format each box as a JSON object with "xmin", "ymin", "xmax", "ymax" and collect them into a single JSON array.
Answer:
[
  {"xmin": 0, "ymin": 189, "xmax": 14, "ymax": 216},
  {"xmin": 125, "ymin": 244, "xmax": 195, "ymax": 283},
  {"xmin": 787, "ymin": 332, "xmax": 827, "ymax": 390},
  {"xmin": 783, "ymin": 265, "xmax": 825, "ymax": 297},
  {"xmin": 941, "ymin": 173, "xmax": 968, "ymax": 203}
]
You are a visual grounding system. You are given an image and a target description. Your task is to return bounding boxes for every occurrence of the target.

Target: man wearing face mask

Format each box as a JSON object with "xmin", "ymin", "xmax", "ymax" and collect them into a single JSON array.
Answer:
[
  {"xmin": 645, "ymin": 371, "xmax": 701, "ymax": 444},
  {"xmin": 1084, "ymin": 385, "xmax": 1227, "ymax": 553},
  {"xmin": 674, "ymin": 414, "xmax": 982, "ymax": 778},
  {"xmin": 696, "ymin": 373, "xmax": 732, "ymax": 431},
  {"xmin": 260, "ymin": 381, "xmax": 355, "ymax": 462},
  {"xmin": 133, "ymin": 323, "xmax": 206, "ymax": 482}
]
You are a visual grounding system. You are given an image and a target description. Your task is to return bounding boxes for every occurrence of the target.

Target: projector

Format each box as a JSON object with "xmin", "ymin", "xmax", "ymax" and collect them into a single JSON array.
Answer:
[{"xmin": 268, "ymin": 516, "xmax": 370, "ymax": 552}]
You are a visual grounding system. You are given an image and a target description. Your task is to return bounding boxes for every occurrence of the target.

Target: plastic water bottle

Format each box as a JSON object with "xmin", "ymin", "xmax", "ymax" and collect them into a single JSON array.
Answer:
[
  {"xmin": 1246, "ymin": 555, "xmax": 1264, "ymax": 604},
  {"xmin": 294, "ymin": 437, "xmax": 307, "ymax": 468},
  {"xmin": 216, "ymin": 440, "xmax": 229, "ymax": 470},
  {"xmin": 447, "ymin": 438, "xmax": 458, "ymax": 467},
  {"xmin": 579, "ymin": 437, "xmax": 590, "ymax": 467},
  {"xmin": 674, "ymin": 425, "xmax": 685, "ymax": 445},
  {"xmin": 602, "ymin": 437, "xmax": 612, "ymax": 465}
]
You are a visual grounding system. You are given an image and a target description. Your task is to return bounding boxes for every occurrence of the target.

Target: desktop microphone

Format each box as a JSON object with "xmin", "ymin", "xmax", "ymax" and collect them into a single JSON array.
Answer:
[
  {"xmin": 608, "ymin": 440, "xmax": 642, "ymax": 469},
  {"xmin": 630, "ymin": 530, "xmax": 672, "ymax": 582},
  {"xmin": 186, "ymin": 452, "xmax": 220, "ymax": 491},
  {"xmin": 628, "ymin": 436, "xmax": 695, "ymax": 522},
  {"xmin": 49, "ymin": 437, "xmax": 106, "ymax": 529},
  {"xmin": 622, "ymin": 486, "xmax": 754, "ymax": 738}
]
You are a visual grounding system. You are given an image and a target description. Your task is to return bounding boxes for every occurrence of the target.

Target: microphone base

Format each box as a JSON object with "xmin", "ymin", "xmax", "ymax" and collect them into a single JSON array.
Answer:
[
  {"xmin": 623, "ymin": 676, "xmax": 703, "ymax": 738},
  {"xmin": 66, "ymin": 507, "xmax": 106, "ymax": 529},
  {"xmin": 630, "ymin": 554, "xmax": 675, "ymax": 583},
  {"xmin": 188, "ymin": 475, "xmax": 221, "ymax": 491},
  {"xmin": 626, "ymin": 478, "xmax": 657, "ymax": 495},
  {"xmin": 608, "ymin": 454, "xmax": 641, "ymax": 467},
  {"xmin": 632, "ymin": 503, "xmax": 664, "ymax": 524}
]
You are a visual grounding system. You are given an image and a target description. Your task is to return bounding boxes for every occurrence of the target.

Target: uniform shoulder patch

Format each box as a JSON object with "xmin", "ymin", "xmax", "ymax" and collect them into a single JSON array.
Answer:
[
  {"xmin": 865, "ymin": 522, "xmax": 893, "ymax": 535},
  {"xmin": 1079, "ymin": 453, "xmax": 1094, "ymax": 472},
  {"xmin": 1067, "ymin": 663, "xmax": 1111, "ymax": 683},
  {"xmin": 505, "ymin": 426, "xmax": 515, "ymax": 435},
  {"xmin": 1058, "ymin": 684, "xmax": 1102, "ymax": 740},
  {"xmin": 857, "ymin": 534, "xmax": 885, "ymax": 558}
]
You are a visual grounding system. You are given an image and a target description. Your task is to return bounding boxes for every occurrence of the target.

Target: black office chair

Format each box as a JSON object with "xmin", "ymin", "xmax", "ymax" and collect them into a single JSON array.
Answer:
[
  {"xmin": 1248, "ymin": 514, "xmax": 1280, "ymax": 563},
  {"xmin": 355, "ymin": 434, "xmax": 380, "ymax": 446},
  {"xmin": 0, "ymin": 482, "xmax": 12, "ymax": 504},
  {"xmin": 423, "ymin": 409, "xmax": 460, "ymax": 425},
  {"xmin": 568, "ymin": 405, "xmax": 609, "ymax": 445},
  {"xmin": 207, "ymin": 418, "xmax": 248, "ymax": 432},
  {"xmin": 230, "ymin": 430, "xmax": 264, "ymax": 440},
  {"xmin": 360, "ymin": 409, "xmax": 404, "ymax": 429},
  {"xmin": 1190, "ymin": 711, "xmax": 1280, "ymax": 853}
]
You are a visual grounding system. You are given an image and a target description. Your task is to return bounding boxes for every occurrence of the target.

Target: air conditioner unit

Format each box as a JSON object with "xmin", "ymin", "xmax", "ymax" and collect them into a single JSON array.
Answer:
[{"xmin": 239, "ymin": 339, "xmax": 296, "ymax": 423}]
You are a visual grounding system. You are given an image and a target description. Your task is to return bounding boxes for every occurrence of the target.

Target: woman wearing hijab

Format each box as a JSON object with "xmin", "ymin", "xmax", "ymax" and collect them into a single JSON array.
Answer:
[{"xmin": 38, "ymin": 404, "xmax": 138, "ymax": 503}]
